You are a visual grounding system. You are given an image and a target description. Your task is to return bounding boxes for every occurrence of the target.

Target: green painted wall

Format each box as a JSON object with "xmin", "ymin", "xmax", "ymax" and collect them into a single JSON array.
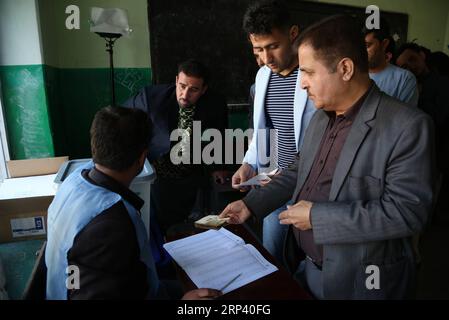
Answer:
[
  {"xmin": 0, "ymin": 0, "xmax": 55, "ymax": 160},
  {"xmin": 44, "ymin": 67, "xmax": 151, "ymax": 158},
  {"xmin": 445, "ymin": 11, "xmax": 449, "ymax": 54},
  {"xmin": 3, "ymin": 0, "xmax": 448, "ymax": 160},
  {"xmin": 0, "ymin": 65, "xmax": 54, "ymax": 159},
  {"xmin": 317, "ymin": 0, "xmax": 449, "ymax": 54},
  {"xmin": 37, "ymin": 0, "xmax": 152, "ymax": 158},
  {"xmin": 38, "ymin": 0, "xmax": 151, "ymax": 69}
]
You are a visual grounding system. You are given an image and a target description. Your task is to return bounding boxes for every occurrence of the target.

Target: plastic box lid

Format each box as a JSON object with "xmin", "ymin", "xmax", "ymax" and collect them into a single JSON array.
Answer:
[{"xmin": 54, "ymin": 158, "xmax": 156, "ymax": 184}]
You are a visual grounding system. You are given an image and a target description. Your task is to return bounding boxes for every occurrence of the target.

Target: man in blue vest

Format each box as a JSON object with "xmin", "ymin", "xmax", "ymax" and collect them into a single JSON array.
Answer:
[{"xmin": 45, "ymin": 106, "xmax": 221, "ymax": 300}]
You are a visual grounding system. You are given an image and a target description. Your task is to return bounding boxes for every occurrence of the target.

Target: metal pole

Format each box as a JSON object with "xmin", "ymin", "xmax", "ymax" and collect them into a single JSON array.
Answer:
[{"xmin": 105, "ymin": 38, "xmax": 116, "ymax": 107}]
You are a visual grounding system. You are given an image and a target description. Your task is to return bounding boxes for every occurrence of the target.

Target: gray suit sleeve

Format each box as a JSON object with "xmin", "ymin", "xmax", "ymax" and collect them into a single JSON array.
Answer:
[
  {"xmin": 311, "ymin": 114, "xmax": 434, "ymax": 245},
  {"xmin": 243, "ymin": 156, "xmax": 300, "ymax": 220}
]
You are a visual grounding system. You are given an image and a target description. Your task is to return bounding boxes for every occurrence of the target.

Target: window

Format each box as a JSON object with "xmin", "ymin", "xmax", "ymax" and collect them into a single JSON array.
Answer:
[{"xmin": 0, "ymin": 85, "xmax": 10, "ymax": 180}]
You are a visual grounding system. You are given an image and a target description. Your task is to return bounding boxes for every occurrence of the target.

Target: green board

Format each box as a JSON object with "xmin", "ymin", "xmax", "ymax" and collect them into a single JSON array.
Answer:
[
  {"xmin": 44, "ymin": 66, "xmax": 152, "ymax": 158},
  {"xmin": 0, "ymin": 65, "xmax": 55, "ymax": 160}
]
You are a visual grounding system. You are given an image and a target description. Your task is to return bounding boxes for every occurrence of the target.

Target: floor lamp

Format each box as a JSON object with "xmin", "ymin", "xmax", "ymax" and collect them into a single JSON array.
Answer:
[
  {"xmin": 90, "ymin": 7, "xmax": 131, "ymax": 107},
  {"xmin": 95, "ymin": 32, "xmax": 122, "ymax": 107}
]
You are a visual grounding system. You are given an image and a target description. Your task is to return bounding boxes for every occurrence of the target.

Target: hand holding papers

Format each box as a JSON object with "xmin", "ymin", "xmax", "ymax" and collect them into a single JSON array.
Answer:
[
  {"xmin": 234, "ymin": 168, "xmax": 279, "ymax": 187},
  {"xmin": 163, "ymin": 228, "xmax": 278, "ymax": 294}
]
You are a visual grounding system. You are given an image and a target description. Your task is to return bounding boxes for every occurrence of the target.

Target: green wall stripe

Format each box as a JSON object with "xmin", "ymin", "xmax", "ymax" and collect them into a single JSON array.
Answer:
[
  {"xmin": 0, "ymin": 65, "xmax": 54, "ymax": 160},
  {"xmin": 44, "ymin": 66, "xmax": 151, "ymax": 159}
]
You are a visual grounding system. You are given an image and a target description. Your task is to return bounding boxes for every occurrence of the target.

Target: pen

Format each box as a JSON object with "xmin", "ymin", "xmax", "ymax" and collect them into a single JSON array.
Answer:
[{"xmin": 219, "ymin": 273, "xmax": 242, "ymax": 291}]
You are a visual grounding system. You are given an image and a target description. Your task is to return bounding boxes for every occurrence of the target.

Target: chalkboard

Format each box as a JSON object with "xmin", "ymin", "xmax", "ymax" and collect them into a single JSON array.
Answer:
[
  {"xmin": 149, "ymin": 0, "xmax": 257, "ymax": 105},
  {"xmin": 148, "ymin": 0, "xmax": 408, "ymax": 105}
]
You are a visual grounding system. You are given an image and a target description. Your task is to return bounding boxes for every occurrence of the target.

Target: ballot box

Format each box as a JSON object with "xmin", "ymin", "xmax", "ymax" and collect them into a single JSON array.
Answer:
[
  {"xmin": 0, "ymin": 157, "xmax": 68, "ymax": 244},
  {"xmin": 53, "ymin": 158, "xmax": 156, "ymax": 236}
]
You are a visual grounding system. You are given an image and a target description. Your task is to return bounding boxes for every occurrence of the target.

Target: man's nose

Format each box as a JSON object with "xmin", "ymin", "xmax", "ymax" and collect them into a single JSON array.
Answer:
[
  {"xmin": 260, "ymin": 50, "xmax": 272, "ymax": 65},
  {"xmin": 300, "ymin": 77, "xmax": 308, "ymax": 90}
]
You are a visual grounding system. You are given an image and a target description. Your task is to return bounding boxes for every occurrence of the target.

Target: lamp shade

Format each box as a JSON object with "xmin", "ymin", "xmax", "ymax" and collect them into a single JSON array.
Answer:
[{"xmin": 89, "ymin": 7, "xmax": 131, "ymax": 36}]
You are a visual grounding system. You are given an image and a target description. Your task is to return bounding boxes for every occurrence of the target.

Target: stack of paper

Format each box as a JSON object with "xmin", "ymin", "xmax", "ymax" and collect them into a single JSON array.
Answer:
[{"xmin": 163, "ymin": 228, "xmax": 278, "ymax": 294}]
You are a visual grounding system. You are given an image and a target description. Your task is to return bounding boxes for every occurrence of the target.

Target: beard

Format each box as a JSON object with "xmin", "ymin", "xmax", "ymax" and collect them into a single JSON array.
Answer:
[{"xmin": 368, "ymin": 53, "xmax": 384, "ymax": 69}]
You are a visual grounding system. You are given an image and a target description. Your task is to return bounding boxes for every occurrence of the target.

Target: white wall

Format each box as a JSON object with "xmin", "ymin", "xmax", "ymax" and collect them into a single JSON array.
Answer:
[{"xmin": 0, "ymin": 0, "xmax": 43, "ymax": 66}]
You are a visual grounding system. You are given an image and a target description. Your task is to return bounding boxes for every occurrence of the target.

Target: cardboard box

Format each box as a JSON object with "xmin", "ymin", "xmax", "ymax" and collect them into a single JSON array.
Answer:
[
  {"xmin": 0, "ymin": 157, "xmax": 67, "ymax": 243},
  {"xmin": 6, "ymin": 156, "xmax": 68, "ymax": 178}
]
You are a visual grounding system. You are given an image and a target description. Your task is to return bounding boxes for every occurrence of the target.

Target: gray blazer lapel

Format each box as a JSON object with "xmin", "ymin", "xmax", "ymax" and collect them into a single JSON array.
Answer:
[
  {"xmin": 292, "ymin": 111, "xmax": 328, "ymax": 201},
  {"xmin": 329, "ymin": 85, "xmax": 381, "ymax": 201}
]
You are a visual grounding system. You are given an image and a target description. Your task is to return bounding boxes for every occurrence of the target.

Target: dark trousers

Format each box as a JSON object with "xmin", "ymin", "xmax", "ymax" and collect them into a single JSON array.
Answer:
[{"xmin": 151, "ymin": 174, "xmax": 203, "ymax": 235}]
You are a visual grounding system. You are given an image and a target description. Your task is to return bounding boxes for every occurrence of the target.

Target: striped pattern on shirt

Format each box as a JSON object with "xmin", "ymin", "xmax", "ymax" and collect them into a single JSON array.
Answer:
[{"xmin": 265, "ymin": 68, "xmax": 298, "ymax": 169}]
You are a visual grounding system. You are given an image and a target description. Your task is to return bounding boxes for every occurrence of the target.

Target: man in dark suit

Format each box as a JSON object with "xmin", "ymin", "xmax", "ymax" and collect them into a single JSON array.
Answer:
[
  {"xmin": 124, "ymin": 60, "xmax": 229, "ymax": 234},
  {"xmin": 220, "ymin": 15, "xmax": 434, "ymax": 299}
]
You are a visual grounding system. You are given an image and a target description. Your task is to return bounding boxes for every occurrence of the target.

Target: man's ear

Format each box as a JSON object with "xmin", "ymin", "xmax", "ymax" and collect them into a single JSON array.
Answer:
[
  {"xmin": 175, "ymin": 75, "xmax": 179, "ymax": 84},
  {"xmin": 338, "ymin": 58, "xmax": 355, "ymax": 82},
  {"xmin": 201, "ymin": 84, "xmax": 208, "ymax": 95},
  {"xmin": 289, "ymin": 25, "xmax": 299, "ymax": 43}
]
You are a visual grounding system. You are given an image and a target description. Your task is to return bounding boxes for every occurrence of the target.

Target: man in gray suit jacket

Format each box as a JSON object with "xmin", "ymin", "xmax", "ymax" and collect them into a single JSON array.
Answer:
[{"xmin": 220, "ymin": 15, "xmax": 434, "ymax": 299}]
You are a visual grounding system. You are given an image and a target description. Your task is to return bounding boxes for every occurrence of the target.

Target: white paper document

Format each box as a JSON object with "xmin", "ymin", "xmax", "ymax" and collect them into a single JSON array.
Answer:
[
  {"xmin": 163, "ymin": 228, "xmax": 278, "ymax": 294},
  {"xmin": 235, "ymin": 168, "xmax": 279, "ymax": 187}
]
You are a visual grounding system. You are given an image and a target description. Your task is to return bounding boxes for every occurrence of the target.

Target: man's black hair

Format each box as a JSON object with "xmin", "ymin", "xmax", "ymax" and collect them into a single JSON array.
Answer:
[
  {"xmin": 90, "ymin": 106, "xmax": 150, "ymax": 171},
  {"xmin": 396, "ymin": 42, "xmax": 424, "ymax": 58},
  {"xmin": 298, "ymin": 15, "xmax": 369, "ymax": 73},
  {"xmin": 243, "ymin": 0, "xmax": 294, "ymax": 35},
  {"xmin": 362, "ymin": 17, "xmax": 391, "ymax": 42},
  {"xmin": 395, "ymin": 42, "xmax": 434, "ymax": 69},
  {"xmin": 177, "ymin": 59, "xmax": 209, "ymax": 85}
]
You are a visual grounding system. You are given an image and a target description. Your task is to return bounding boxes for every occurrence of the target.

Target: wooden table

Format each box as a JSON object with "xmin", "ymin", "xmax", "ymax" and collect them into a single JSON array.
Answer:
[{"xmin": 167, "ymin": 223, "xmax": 312, "ymax": 300}]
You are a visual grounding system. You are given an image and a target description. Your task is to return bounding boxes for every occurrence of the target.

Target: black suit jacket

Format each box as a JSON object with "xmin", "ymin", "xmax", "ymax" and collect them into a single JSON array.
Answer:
[{"xmin": 123, "ymin": 84, "xmax": 228, "ymax": 166}]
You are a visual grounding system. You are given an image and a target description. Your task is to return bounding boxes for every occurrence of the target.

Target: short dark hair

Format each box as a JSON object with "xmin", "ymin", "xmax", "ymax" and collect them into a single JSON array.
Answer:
[
  {"xmin": 396, "ymin": 42, "xmax": 423, "ymax": 57},
  {"xmin": 90, "ymin": 106, "xmax": 150, "ymax": 171},
  {"xmin": 177, "ymin": 59, "xmax": 209, "ymax": 85},
  {"xmin": 298, "ymin": 15, "xmax": 368, "ymax": 73},
  {"xmin": 395, "ymin": 42, "xmax": 433, "ymax": 67},
  {"xmin": 243, "ymin": 0, "xmax": 293, "ymax": 35},
  {"xmin": 362, "ymin": 17, "xmax": 391, "ymax": 42}
]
